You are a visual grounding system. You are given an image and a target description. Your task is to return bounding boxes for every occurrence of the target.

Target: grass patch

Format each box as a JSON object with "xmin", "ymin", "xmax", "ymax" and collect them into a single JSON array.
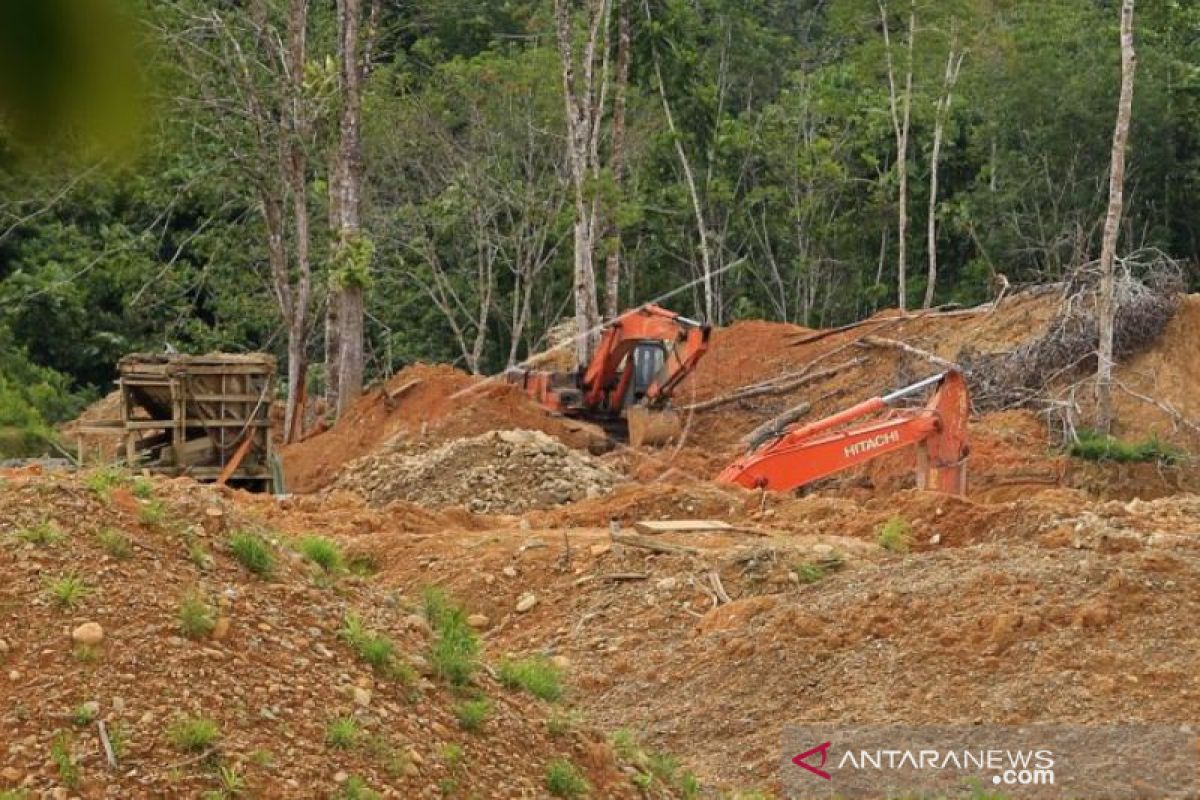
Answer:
[
  {"xmin": 545, "ymin": 757, "xmax": 589, "ymax": 798},
  {"xmin": 84, "ymin": 467, "xmax": 126, "ymax": 502},
  {"xmin": 423, "ymin": 586, "xmax": 479, "ymax": 687},
  {"xmin": 340, "ymin": 613, "xmax": 410, "ymax": 680},
  {"xmin": 70, "ymin": 703, "xmax": 97, "ymax": 726},
  {"xmin": 47, "ymin": 574, "xmax": 90, "ymax": 609},
  {"xmin": 297, "ymin": 535, "xmax": 343, "ymax": 573},
  {"xmin": 187, "ymin": 537, "xmax": 213, "ymax": 570},
  {"xmin": 346, "ymin": 552, "xmax": 378, "ymax": 577},
  {"xmin": 50, "ymin": 731, "xmax": 80, "ymax": 789},
  {"xmin": 878, "ymin": 517, "xmax": 912, "ymax": 553},
  {"xmin": 138, "ymin": 499, "xmax": 168, "ymax": 527},
  {"xmin": 337, "ymin": 776, "xmax": 381, "ymax": 800},
  {"xmin": 1069, "ymin": 429, "xmax": 1183, "ymax": 464},
  {"xmin": 546, "ymin": 709, "xmax": 582, "ymax": 738},
  {"xmin": 168, "ymin": 715, "xmax": 219, "ymax": 753},
  {"xmin": 228, "ymin": 531, "xmax": 275, "ymax": 577},
  {"xmin": 791, "ymin": 552, "xmax": 844, "ymax": 584},
  {"xmin": 131, "ymin": 476, "xmax": 155, "ymax": 499},
  {"xmin": 498, "ymin": 655, "xmax": 563, "ymax": 701},
  {"xmin": 454, "ymin": 697, "xmax": 490, "ymax": 731},
  {"xmin": 16, "ymin": 521, "xmax": 64, "ymax": 546},
  {"xmin": 326, "ymin": 716, "xmax": 361, "ymax": 749},
  {"xmin": 72, "ymin": 644, "xmax": 99, "ymax": 663},
  {"xmin": 178, "ymin": 591, "xmax": 216, "ymax": 639},
  {"xmin": 97, "ymin": 528, "xmax": 133, "ymax": 559}
]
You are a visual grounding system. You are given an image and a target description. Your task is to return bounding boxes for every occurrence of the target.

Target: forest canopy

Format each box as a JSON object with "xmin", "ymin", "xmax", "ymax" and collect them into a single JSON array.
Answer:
[{"xmin": 0, "ymin": 0, "xmax": 1196, "ymax": 451}]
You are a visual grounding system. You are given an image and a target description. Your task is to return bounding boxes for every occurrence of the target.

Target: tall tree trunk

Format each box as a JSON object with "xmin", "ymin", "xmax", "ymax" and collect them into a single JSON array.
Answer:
[
  {"xmin": 643, "ymin": 0, "xmax": 714, "ymax": 322},
  {"xmin": 880, "ymin": 0, "xmax": 915, "ymax": 312},
  {"xmin": 603, "ymin": 0, "xmax": 631, "ymax": 320},
  {"xmin": 554, "ymin": 0, "xmax": 607, "ymax": 365},
  {"xmin": 1096, "ymin": 0, "xmax": 1137, "ymax": 433},
  {"xmin": 281, "ymin": 0, "xmax": 311, "ymax": 443},
  {"xmin": 923, "ymin": 45, "xmax": 964, "ymax": 309},
  {"xmin": 328, "ymin": 0, "xmax": 370, "ymax": 417}
]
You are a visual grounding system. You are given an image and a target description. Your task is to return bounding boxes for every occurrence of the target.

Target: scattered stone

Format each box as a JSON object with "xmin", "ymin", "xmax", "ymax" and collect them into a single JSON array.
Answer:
[
  {"xmin": 71, "ymin": 622, "xmax": 104, "ymax": 646},
  {"xmin": 467, "ymin": 614, "xmax": 489, "ymax": 629},
  {"xmin": 655, "ymin": 577, "xmax": 678, "ymax": 591},
  {"xmin": 589, "ymin": 542, "xmax": 611, "ymax": 556},
  {"xmin": 502, "ymin": 566, "xmax": 518, "ymax": 578},
  {"xmin": 550, "ymin": 655, "xmax": 570, "ymax": 670},
  {"xmin": 211, "ymin": 617, "xmax": 231, "ymax": 641},
  {"xmin": 353, "ymin": 687, "xmax": 372, "ymax": 707},
  {"xmin": 515, "ymin": 593, "xmax": 538, "ymax": 613},
  {"xmin": 111, "ymin": 697, "xmax": 125, "ymax": 713}
]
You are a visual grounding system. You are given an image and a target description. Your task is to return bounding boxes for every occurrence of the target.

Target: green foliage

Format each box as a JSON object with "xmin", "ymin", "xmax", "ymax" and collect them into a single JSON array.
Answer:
[
  {"xmin": 340, "ymin": 613, "xmax": 410, "ymax": 680},
  {"xmin": 131, "ymin": 476, "xmax": 155, "ymax": 499},
  {"xmin": 423, "ymin": 586, "xmax": 479, "ymax": 686},
  {"xmin": 337, "ymin": 776, "xmax": 381, "ymax": 800},
  {"xmin": 326, "ymin": 716, "xmax": 361, "ymax": 749},
  {"xmin": 1069, "ymin": 430, "xmax": 1183, "ymax": 464},
  {"xmin": 168, "ymin": 715, "xmax": 219, "ymax": 752},
  {"xmin": 544, "ymin": 757, "xmax": 589, "ymax": 798},
  {"xmin": 50, "ymin": 731, "xmax": 80, "ymax": 789},
  {"xmin": 97, "ymin": 527, "xmax": 132, "ymax": 559},
  {"xmin": 177, "ymin": 590, "xmax": 216, "ymax": 639},
  {"xmin": 16, "ymin": 521, "xmax": 65, "ymax": 546},
  {"xmin": 498, "ymin": 656, "xmax": 563, "ymax": 701},
  {"xmin": 47, "ymin": 574, "xmax": 90, "ymax": 609},
  {"xmin": 84, "ymin": 467, "xmax": 126, "ymax": 501},
  {"xmin": 228, "ymin": 531, "xmax": 275, "ymax": 577},
  {"xmin": 454, "ymin": 697, "xmax": 490, "ymax": 731},
  {"xmin": 297, "ymin": 535, "xmax": 344, "ymax": 573},
  {"xmin": 138, "ymin": 499, "xmax": 168, "ymax": 527},
  {"xmin": 70, "ymin": 703, "xmax": 97, "ymax": 726},
  {"xmin": 878, "ymin": 517, "xmax": 912, "ymax": 553}
]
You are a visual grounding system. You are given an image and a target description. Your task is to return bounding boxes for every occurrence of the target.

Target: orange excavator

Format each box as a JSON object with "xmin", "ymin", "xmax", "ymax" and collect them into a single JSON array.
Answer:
[
  {"xmin": 717, "ymin": 370, "xmax": 969, "ymax": 495},
  {"xmin": 506, "ymin": 304, "xmax": 711, "ymax": 445}
]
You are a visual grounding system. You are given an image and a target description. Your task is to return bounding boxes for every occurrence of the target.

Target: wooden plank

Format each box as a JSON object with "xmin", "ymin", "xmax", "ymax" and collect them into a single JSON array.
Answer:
[
  {"xmin": 611, "ymin": 533, "xmax": 699, "ymax": 555},
  {"xmin": 634, "ymin": 520, "xmax": 734, "ymax": 535},
  {"xmin": 216, "ymin": 435, "xmax": 255, "ymax": 486},
  {"xmin": 125, "ymin": 419, "xmax": 270, "ymax": 430}
]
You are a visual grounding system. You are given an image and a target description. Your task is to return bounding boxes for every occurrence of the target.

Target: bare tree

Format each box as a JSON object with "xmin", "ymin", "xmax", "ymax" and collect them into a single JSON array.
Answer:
[
  {"xmin": 162, "ymin": 1, "xmax": 317, "ymax": 443},
  {"xmin": 553, "ymin": 0, "xmax": 609, "ymax": 364},
  {"xmin": 923, "ymin": 38, "xmax": 964, "ymax": 309},
  {"xmin": 880, "ymin": 0, "xmax": 915, "ymax": 311},
  {"xmin": 1096, "ymin": 0, "xmax": 1137, "ymax": 432},
  {"xmin": 327, "ymin": 0, "xmax": 380, "ymax": 417},
  {"xmin": 602, "ymin": 0, "xmax": 632, "ymax": 320}
]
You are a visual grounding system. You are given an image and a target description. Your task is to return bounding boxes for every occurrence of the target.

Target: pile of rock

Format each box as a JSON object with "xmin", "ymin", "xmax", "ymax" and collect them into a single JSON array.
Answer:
[{"xmin": 337, "ymin": 429, "xmax": 620, "ymax": 513}]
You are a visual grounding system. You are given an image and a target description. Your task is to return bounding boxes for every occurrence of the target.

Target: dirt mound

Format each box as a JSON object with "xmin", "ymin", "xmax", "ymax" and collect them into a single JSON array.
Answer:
[
  {"xmin": 337, "ymin": 429, "xmax": 621, "ymax": 513},
  {"xmin": 0, "ymin": 471, "xmax": 653, "ymax": 798},
  {"xmin": 281, "ymin": 363, "xmax": 605, "ymax": 493}
]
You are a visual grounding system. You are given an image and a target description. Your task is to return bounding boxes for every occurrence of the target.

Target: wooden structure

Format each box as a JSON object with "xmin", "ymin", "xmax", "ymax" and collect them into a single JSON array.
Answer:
[{"xmin": 77, "ymin": 353, "xmax": 277, "ymax": 491}]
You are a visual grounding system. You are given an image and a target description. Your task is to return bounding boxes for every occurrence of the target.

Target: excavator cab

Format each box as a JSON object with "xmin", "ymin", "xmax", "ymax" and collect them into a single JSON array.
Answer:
[{"xmin": 626, "ymin": 342, "xmax": 667, "ymax": 407}]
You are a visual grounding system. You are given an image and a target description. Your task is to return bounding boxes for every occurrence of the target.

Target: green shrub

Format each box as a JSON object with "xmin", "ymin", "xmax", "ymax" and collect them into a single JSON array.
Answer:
[
  {"xmin": 84, "ymin": 467, "xmax": 126, "ymax": 501},
  {"xmin": 97, "ymin": 528, "xmax": 132, "ymax": 559},
  {"xmin": 340, "ymin": 613, "xmax": 408, "ymax": 679},
  {"xmin": 498, "ymin": 656, "xmax": 563, "ymax": 701},
  {"xmin": 297, "ymin": 536, "xmax": 343, "ymax": 573},
  {"xmin": 878, "ymin": 517, "xmax": 912, "ymax": 553},
  {"xmin": 70, "ymin": 703, "xmax": 97, "ymax": 726},
  {"xmin": 337, "ymin": 776, "xmax": 381, "ymax": 800},
  {"xmin": 168, "ymin": 715, "xmax": 219, "ymax": 752},
  {"xmin": 228, "ymin": 531, "xmax": 275, "ymax": 577},
  {"xmin": 326, "ymin": 716, "xmax": 360, "ymax": 749},
  {"xmin": 455, "ymin": 697, "xmax": 490, "ymax": 731},
  {"xmin": 131, "ymin": 477, "xmax": 155, "ymax": 499},
  {"xmin": 178, "ymin": 591, "xmax": 216, "ymax": 639},
  {"xmin": 1069, "ymin": 429, "xmax": 1183, "ymax": 464},
  {"xmin": 545, "ymin": 757, "xmax": 589, "ymax": 798}
]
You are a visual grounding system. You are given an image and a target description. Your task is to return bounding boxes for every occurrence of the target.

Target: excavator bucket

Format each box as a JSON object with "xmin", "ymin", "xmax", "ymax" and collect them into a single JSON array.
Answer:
[{"xmin": 627, "ymin": 405, "xmax": 682, "ymax": 448}]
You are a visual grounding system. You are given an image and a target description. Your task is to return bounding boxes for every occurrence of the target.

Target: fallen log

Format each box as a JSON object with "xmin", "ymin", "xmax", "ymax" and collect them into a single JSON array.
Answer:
[
  {"xmin": 681, "ymin": 357, "xmax": 866, "ymax": 413},
  {"xmin": 857, "ymin": 335, "xmax": 959, "ymax": 370},
  {"xmin": 741, "ymin": 401, "xmax": 810, "ymax": 451},
  {"xmin": 611, "ymin": 532, "xmax": 699, "ymax": 556}
]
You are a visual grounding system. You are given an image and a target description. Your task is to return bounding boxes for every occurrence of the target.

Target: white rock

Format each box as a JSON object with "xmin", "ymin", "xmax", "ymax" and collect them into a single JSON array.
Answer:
[
  {"xmin": 515, "ymin": 593, "xmax": 538, "ymax": 613},
  {"xmin": 71, "ymin": 622, "xmax": 104, "ymax": 646}
]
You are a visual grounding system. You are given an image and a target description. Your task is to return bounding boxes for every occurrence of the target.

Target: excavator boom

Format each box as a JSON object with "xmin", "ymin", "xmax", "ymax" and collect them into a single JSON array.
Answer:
[{"xmin": 717, "ymin": 370, "xmax": 969, "ymax": 495}]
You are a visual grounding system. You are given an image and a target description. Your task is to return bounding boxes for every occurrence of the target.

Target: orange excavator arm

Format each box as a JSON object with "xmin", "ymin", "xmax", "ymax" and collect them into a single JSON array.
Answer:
[{"xmin": 716, "ymin": 370, "xmax": 969, "ymax": 495}]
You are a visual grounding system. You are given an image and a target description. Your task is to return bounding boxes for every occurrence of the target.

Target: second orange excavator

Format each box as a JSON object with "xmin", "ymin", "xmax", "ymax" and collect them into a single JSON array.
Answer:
[
  {"xmin": 505, "ymin": 304, "xmax": 712, "ymax": 446},
  {"xmin": 717, "ymin": 370, "xmax": 970, "ymax": 495}
]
